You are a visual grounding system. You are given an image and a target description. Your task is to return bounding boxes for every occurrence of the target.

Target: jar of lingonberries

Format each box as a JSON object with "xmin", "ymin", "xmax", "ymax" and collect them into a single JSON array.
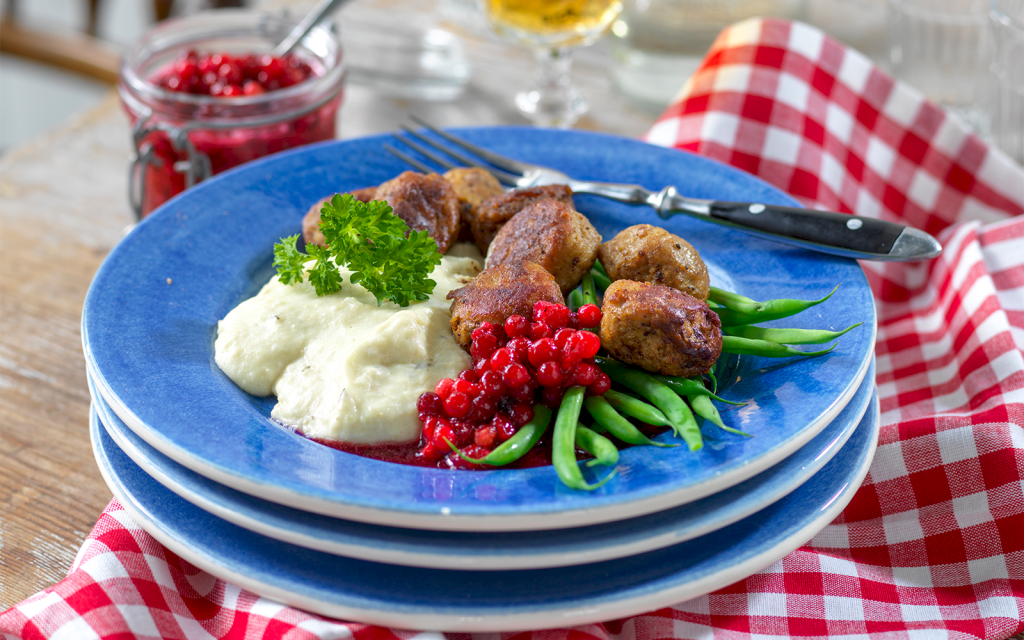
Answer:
[{"xmin": 119, "ymin": 10, "xmax": 345, "ymax": 218}]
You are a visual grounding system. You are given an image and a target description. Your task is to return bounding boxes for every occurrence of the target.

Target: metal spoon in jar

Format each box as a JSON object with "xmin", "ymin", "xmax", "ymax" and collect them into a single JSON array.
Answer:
[{"xmin": 272, "ymin": 0, "xmax": 356, "ymax": 57}]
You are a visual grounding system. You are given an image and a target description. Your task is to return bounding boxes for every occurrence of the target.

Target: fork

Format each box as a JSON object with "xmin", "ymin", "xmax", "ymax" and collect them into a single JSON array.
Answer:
[{"xmin": 386, "ymin": 117, "xmax": 942, "ymax": 262}]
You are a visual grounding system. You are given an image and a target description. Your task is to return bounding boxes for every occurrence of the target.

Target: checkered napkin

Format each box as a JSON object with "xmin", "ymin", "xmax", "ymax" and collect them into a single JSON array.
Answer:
[{"xmin": 4, "ymin": 16, "xmax": 1023, "ymax": 640}]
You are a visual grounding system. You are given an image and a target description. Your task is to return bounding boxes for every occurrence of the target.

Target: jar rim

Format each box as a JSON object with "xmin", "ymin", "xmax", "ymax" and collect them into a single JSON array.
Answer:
[{"xmin": 119, "ymin": 9, "xmax": 345, "ymax": 118}]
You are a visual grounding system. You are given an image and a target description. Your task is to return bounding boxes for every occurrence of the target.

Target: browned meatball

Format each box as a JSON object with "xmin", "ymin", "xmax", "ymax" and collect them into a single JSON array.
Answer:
[
  {"xmin": 600, "ymin": 279, "xmax": 722, "ymax": 377},
  {"xmin": 447, "ymin": 262, "xmax": 564, "ymax": 348},
  {"xmin": 374, "ymin": 171, "xmax": 461, "ymax": 254},
  {"xmin": 598, "ymin": 224, "xmax": 710, "ymax": 301},
  {"xmin": 301, "ymin": 186, "xmax": 378, "ymax": 247},
  {"xmin": 486, "ymin": 199, "xmax": 601, "ymax": 295},
  {"xmin": 443, "ymin": 167, "xmax": 505, "ymax": 237},
  {"xmin": 470, "ymin": 184, "xmax": 574, "ymax": 253}
]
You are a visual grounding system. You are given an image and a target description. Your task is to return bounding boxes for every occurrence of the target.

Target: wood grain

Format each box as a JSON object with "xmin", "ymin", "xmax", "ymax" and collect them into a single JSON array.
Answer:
[{"xmin": 0, "ymin": 0, "xmax": 658, "ymax": 608}]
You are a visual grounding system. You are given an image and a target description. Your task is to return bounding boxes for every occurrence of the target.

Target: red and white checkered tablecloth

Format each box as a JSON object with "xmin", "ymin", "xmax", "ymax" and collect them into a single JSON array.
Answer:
[{"xmin": 3, "ymin": 17, "xmax": 1023, "ymax": 640}]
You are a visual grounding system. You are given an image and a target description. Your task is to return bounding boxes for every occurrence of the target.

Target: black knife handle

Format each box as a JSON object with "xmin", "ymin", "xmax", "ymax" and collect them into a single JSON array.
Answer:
[{"xmin": 709, "ymin": 201, "xmax": 904, "ymax": 254}]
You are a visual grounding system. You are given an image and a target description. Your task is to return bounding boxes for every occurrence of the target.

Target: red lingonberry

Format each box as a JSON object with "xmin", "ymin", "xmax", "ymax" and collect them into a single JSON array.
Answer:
[
  {"xmin": 480, "ymin": 370, "xmax": 506, "ymax": 398},
  {"xmin": 507, "ymin": 336, "xmax": 531, "ymax": 362},
  {"xmin": 577, "ymin": 303, "xmax": 602, "ymax": 328},
  {"xmin": 242, "ymin": 79, "xmax": 265, "ymax": 95},
  {"xmin": 472, "ymin": 322, "xmax": 497, "ymax": 339},
  {"xmin": 504, "ymin": 314, "xmax": 529, "ymax": 338},
  {"xmin": 532, "ymin": 300, "xmax": 553, "ymax": 320},
  {"xmin": 529, "ymin": 321, "xmax": 552, "ymax": 341},
  {"xmin": 453, "ymin": 378, "xmax": 479, "ymax": 398},
  {"xmin": 553, "ymin": 327, "xmax": 576, "ymax": 350},
  {"xmin": 457, "ymin": 369, "xmax": 479, "ymax": 383},
  {"xmin": 588, "ymin": 372, "xmax": 612, "ymax": 396},
  {"xmin": 527, "ymin": 337, "xmax": 559, "ymax": 367},
  {"xmin": 536, "ymin": 361, "xmax": 564, "ymax": 387},
  {"xmin": 435, "ymin": 378, "xmax": 455, "ymax": 399},
  {"xmin": 577, "ymin": 331, "xmax": 601, "ymax": 358},
  {"xmin": 489, "ymin": 347, "xmax": 514, "ymax": 370},
  {"xmin": 421, "ymin": 415, "xmax": 440, "ymax": 440},
  {"xmin": 474, "ymin": 424, "xmax": 498, "ymax": 448},
  {"xmin": 470, "ymin": 394, "xmax": 497, "ymax": 423},
  {"xmin": 416, "ymin": 392, "xmax": 444, "ymax": 416},
  {"xmin": 470, "ymin": 332, "xmax": 498, "ymax": 360},
  {"xmin": 508, "ymin": 380, "xmax": 536, "ymax": 403},
  {"xmin": 492, "ymin": 412, "xmax": 517, "ymax": 441},
  {"xmin": 444, "ymin": 392, "xmax": 471, "ymax": 418},
  {"xmin": 571, "ymin": 362, "xmax": 599, "ymax": 387},
  {"xmin": 541, "ymin": 386, "xmax": 565, "ymax": 409},
  {"xmin": 546, "ymin": 304, "xmax": 571, "ymax": 329},
  {"xmin": 474, "ymin": 357, "xmax": 492, "ymax": 376},
  {"xmin": 431, "ymin": 420, "xmax": 455, "ymax": 448},
  {"xmin": 501, "ymin": 362, "xmax": 531, "ymax": 388},
  {"xmin": 509, "ymin": 402, "xmax": 534, "ymax": 427},
  {"xmin": 415, "ymin": 442, "xmax": 446, "ymax": 463}
]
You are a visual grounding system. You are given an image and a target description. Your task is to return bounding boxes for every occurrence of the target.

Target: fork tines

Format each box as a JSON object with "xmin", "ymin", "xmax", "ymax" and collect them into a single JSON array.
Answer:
[{"xmin": 386, "ymin": 118, "xmax": 522, "ymax": 187}]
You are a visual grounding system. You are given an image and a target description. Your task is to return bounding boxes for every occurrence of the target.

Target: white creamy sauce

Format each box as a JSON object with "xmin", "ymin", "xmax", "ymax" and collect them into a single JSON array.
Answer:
[{"xmin": 214, "ymin": 247, "xmax": 482, "ymax": 445}]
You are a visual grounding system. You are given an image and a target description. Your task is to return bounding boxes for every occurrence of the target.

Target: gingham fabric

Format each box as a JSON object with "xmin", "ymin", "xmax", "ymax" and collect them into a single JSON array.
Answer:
[{"xmin": 4, "ymin": 17, "xmax": 1024, "ymax": 640}]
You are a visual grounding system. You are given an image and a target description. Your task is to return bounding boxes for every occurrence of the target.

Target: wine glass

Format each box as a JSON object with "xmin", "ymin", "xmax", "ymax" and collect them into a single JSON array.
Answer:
[{"xmin": 481, "ymin": 0, "xmax": 623, "ymax": 128}]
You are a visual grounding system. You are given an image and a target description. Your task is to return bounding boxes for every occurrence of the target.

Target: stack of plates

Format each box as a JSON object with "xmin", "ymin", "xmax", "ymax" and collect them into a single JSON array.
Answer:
[{"xmin": 83, "ymin": 128, "xmax": 879, "ymax": 632}]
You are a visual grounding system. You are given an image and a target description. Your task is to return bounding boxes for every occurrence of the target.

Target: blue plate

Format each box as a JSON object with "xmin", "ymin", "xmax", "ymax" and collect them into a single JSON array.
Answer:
[
  {"xmin": 83, "ymin": 127, "xmax": 876, "ymax": 531},
  {"xmin": 91, "ymin": 391, "xmax": 879, "ymax": 631},
  {"xmin": 91, "ymin": 361, "xmax": 874, "ymax": 570}
]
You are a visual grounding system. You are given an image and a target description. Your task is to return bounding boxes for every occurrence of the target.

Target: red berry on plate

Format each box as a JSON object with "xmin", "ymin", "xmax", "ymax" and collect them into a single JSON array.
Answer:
[
  {"xmin": 490, "ymin": 347, "xmax": 514, "ymax": 370},
  {"xmin": 509, "ymin": 403, "xmax": 534, "ymax": 427},
  {"xmin": 536, "ymin": 361, "xmax": 564, "ymax": 387},
  {"xmin": 474, "ymin": 424, "xmax": 497, "ymax": 448},
  {"xmin": 480, "ymin": 370, "xmax": 506, "ymax": 398},
  {"xmin": 417, "ymin": 392, "xmax": 444, "ymax": 416},
  {"xmin": 527, "ymin": 337, "xmax": 558, "ymax": 367},
  {"xmin": 435, "ymin": 378, "xmax": 455, "ymax": 399},
  {"xmin": 577, "ymin": 303, "xmax": 602, "ymax": 328},
  {"xmin": 507, "ymin": 336, "xmax": 530, "ymax": 363},
  {"xmin": 541, "ymin": 386, "xmax": 565, "ymax": 409},
  {"xmin": 577, "ymin": 331, "xmax": 601, "ymax": 358},
  {"xmin": 501, "ymin": 362, "xmax": 530, "ymax": 388},
  {"xmin": 553, "ymin": 327, "xmax": 575, "ymax": 350},
  {"xmin": 588, "ymin": 372, "xmax": 611, "ymax": 396},
  {"xmin": 508, "ymin": 380, "xmax": 536, "ymax": 403},
  {"xmin": 445, "ymin": 392, "xmax": 471, "ymax": 418},
  {"xmin": 504, "ymin": 314, "xmax": 528, "ymax": 337},
  {"xmin": 529, "ymin": 321, "xmax": 552, "ymax": 341},
  {"xmin": 431, "ymin": 420, "xmax": 456, "ymax": 448}
]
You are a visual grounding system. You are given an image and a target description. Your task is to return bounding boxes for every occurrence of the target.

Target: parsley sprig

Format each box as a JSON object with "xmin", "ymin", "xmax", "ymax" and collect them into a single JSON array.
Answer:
[{"xmin": 273, "ymin": 193, "xmax": 443, "ymax": 307}]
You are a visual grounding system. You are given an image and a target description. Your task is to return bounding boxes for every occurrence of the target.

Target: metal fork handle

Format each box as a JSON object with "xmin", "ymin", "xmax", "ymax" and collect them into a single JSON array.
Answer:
[{"xmin": 567, "ymin": 180, "xmax": 942, "ymax": 262}]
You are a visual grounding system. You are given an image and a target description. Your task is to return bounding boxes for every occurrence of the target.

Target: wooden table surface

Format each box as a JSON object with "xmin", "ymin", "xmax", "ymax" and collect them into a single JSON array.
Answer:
[{"xmin": 0, "ymin": 0, "xmax": 658, "ymax": 608}]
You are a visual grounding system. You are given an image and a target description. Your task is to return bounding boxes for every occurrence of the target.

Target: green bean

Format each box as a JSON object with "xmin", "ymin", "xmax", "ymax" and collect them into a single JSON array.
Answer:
[
  {"xmin": 708, "ymin": 287, "xmax": 763, "ymax": 316},
  {"xmin": 576, "ymin": 424, "xmax": 620, "ymax": 467},
  {"xmin": 602, "ymin": 389, "xmax": 670, "ymax": 426},
  {"xmin": 652, "ymin": 374, "xmax": 746, "ymax": 405},
  {"xmin": 590, "ymin": 267, "xmax": 612, "ymax": 291},
  {"xmin": 568, "ymin": 288, "xmax": 585, "ymax": 312},
  {"xmin": 552, "ymin": 387, "xmax": 616, "ymax": 490},
  {"xmin": 689, "ymin": 394, "xmax": 751, "ymax": 437},
  {"xmin": 712, "ymin": 285, "xmax": 840, "ymax": 327},
  {"xmin": 706, "ymin": 368, "xmax": 718, "ymax": 393},
  {"xmin": 583, "ymin": 396, "xmax": 677, "ymax": 448},
  {"xmin": 593, "ymin": 259, "xmax": 609, "ymax": 277},
  {"xmin": 724, "ymin": 323, "xmax": 862, "ymax": 345},
  {"xmin": 581, "ymin": 272, "xmax": 598, "ymax": 306},
  {"xmin": 594, "ymin": 358, "xmax": 702, "ymax": 451},
  {"xmin": 455, "ymin": 404, "xmax": 552, "ymax": 466},
  {"xmin": 721, "ymin": 335, "xmax": 836, "ymax": 358}
]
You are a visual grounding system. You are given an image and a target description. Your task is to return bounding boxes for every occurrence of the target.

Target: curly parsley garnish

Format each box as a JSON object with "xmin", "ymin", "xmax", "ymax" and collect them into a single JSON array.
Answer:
[{"xmin": 273, "ymin": 193, "xmax": 443, "ymax": 307}]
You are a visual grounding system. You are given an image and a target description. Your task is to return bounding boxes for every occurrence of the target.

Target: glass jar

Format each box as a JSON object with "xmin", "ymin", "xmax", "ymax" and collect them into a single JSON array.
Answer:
[{"xmin": 119, "ymin": 10, "xmax": 345, "ymax": 218}]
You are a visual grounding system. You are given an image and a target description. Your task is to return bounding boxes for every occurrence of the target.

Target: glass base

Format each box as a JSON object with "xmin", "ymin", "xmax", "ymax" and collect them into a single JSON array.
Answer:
[{"xmin": 515, "ymin": 86, "xmax": 588, "ymax": 128}]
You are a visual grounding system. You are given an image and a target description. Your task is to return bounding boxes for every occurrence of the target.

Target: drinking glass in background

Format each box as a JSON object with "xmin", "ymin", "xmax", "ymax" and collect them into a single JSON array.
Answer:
[
  {"xmin": 989, "ymin": 0, "xmax": 1024, "ymax": 165},
  {"xmin": 887, "ymin": 0, "xmax": 993, "ymax": 136},
  {"xmin": 609, "ymin": 0, "xmax": 803, "ymax": 112},
  {"xmin": 480, "ymin": 0, "xmax": 623, "ymax": 127}
]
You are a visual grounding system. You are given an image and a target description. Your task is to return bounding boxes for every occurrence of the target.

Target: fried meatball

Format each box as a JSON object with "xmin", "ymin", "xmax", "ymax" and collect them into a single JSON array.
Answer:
[
  {"xmin": 375, "ymin": 171, "xmax": 461, "ymax": 253},
  {"xmin": 301, "ymin": 186, "xmax": 378, "ymax": 247},
  {"xmin": 598, "ymin": 224, "xmax": 710, "ymax": 301},
  {"xmin": 443, "ymin": 167, "xmax": 505, "ymax": 235},
  {"xmin": 600, "ymin": 279, "xmax": 722, "ymax": 377},
  {"xmin": 486, "ymin": 199, "xmax": 601, "ymax": 295},
  {"xmin": 471, "ymin": 184, "xmax": 574, "ymax": 253},
  {"xmin": 447, "ymin": 262, "xmax": 564, "ymax": 348}
]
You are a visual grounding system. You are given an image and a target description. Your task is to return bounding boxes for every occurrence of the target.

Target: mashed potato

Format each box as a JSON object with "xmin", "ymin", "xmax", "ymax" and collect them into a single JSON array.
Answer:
[{"xmin": 214, "ymin": 247, "xmax": 481, "ymax": 444}]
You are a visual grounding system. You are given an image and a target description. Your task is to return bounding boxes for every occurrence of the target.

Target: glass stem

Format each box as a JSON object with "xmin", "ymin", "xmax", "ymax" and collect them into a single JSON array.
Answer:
[{"xmin": 515, "ymin": 46, "xmax": 587, "ymax": 128}]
